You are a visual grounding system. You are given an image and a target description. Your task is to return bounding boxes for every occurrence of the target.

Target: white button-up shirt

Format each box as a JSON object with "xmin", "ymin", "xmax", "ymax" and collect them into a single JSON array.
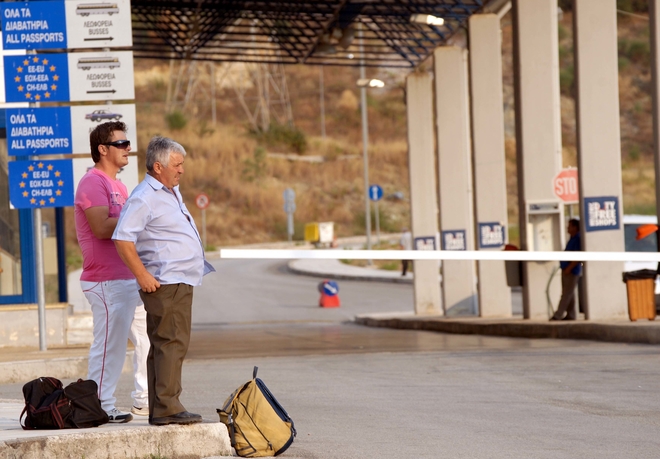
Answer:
[{"xmin": 113, "ymin": 174, "xmax": 215, "ymax": 286}]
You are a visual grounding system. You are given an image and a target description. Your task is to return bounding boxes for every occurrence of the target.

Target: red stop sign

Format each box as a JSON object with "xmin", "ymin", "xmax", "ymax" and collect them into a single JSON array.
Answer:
[{"xmin": 553, "ymin": 168, "xmax": 579, "ymax": 203}]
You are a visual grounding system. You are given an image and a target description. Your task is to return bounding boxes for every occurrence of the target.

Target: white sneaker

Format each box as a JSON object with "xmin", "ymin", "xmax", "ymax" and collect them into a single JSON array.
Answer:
[
  {"xmin": 131, "ymin": 405, "xmax": 149, "ymax": 416},
  {"xmin": 106, "ymin": 408, "xmax": 133, "ymax": 423}
]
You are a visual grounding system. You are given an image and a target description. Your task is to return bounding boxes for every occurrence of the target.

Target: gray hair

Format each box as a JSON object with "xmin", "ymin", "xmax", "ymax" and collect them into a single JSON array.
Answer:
[{"xmin": 145, "ymin": 136, "xmax": 186, "ymax": 171}]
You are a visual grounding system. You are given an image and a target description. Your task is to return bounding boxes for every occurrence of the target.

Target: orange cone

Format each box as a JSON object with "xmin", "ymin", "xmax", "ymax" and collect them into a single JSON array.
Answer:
[{"xmin": 318, "ymin": 280, "xmax": 340, "ymax": 308}]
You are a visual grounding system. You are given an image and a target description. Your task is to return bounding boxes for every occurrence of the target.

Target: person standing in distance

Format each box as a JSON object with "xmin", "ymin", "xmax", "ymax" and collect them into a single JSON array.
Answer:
[
  {"xmin": 113, "ymin": 136, "xmax": 215, "ymax": 426},
  {"xmin": 551, "ymin": 218, "xmax": 582, "ymax": 321},
  {"xmin": 400, "ymin": 227, "xmax": 412, "ymax": 276},
  {"xmin": 74, "ymin": 121, "xmax": 150, "ymax": 423}
]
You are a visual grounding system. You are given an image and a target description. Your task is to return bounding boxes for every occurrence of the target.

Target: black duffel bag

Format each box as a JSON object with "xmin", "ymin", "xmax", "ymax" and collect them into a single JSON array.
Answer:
[{"xmin": 20, "ymin": 377, "xmax": 109, "ymax": 429}]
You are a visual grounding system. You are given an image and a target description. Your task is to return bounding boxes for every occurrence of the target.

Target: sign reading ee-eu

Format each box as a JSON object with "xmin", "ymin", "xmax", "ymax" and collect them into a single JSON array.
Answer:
[
  {"xmin": 8, "ymin": 159, "xmax": 74, "ymax": 208},
  {"xmin": 4, "ymin": 51, "xmax": 135, "ymax": 103},
  {"xmin": 1, "ymin": 0, "xmax": 132, "ymax": 50}
]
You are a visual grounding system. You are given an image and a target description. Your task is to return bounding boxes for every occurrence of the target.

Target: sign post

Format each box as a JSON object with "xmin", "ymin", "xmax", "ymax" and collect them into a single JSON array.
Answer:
[
  {"xmin": 369, "ymin": 184, "xmax": 383, "ymax": 244},
  {"xmin": 283, "ymin": 188, "xmax": 296, "ymax": 242},
  {"xmin": 195, "ymin": 193, "xmax": 210, "ymax": 249}
]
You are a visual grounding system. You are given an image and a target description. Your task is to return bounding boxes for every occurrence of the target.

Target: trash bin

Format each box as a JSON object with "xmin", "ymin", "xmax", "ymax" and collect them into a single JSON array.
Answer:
[
  {"xmin": 622, "ymin": 269, "xmax": 657, "ymax": 321},
  {"xmin": 505, "ymin": 261, "xmax": 522, "ymax": 287},
  {"xmin": 504, "ymin": 244, "xmax": 522, "ymax": 287}
]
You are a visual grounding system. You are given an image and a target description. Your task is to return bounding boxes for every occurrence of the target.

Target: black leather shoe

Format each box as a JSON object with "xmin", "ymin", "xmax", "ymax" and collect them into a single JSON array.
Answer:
[
  {"xmin": 562, "ymin": 316, "xmax": 576, "ymax": 321},
  {"xmin": 549, "ymin": 316, "xmax": 562, "ymax": 321},
  {"xmin": 149, "ymin": 411, "xmax": 202, "ymax": 426}
]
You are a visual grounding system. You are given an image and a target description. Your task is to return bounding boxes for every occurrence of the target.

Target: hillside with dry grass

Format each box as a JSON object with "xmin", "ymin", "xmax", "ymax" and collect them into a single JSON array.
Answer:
[{"xmin": 64, "ymin": 6, "xmax": 658, "ymax": 269}]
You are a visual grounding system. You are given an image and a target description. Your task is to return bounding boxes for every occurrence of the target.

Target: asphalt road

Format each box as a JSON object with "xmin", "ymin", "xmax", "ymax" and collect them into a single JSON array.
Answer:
[{"xmin": 1, "ymin": 259, "xmax": 658, "ymax": 458}]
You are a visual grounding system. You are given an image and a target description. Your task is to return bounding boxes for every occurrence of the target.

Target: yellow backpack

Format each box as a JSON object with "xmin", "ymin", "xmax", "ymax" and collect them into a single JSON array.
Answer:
[{"xmin": 217, "ymin": 367, "xmax": 296, "ymax": 457}]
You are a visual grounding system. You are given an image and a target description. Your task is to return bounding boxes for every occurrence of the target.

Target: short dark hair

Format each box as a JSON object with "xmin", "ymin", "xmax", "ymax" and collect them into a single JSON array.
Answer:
[
  {"xmin": 568, "ymin": 218, "xmax": 580, "ymax": 230},
  {"xmin": 89, "ymin": 121, "xmax": 127, "ymax": 163}
]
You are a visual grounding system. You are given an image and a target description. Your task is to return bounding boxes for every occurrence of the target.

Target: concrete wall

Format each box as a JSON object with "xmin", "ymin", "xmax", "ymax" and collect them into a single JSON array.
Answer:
[
  {"xmin": 573, "ymin": 0, "xmax": 627, "ymax": 319},
  {"xmin": 469, "ymin": 14, "xmax": 512, "ymax": 317},
  {"xmin": 406, "ymin": 72, "xmax": 442, "ymax": 315},
  {"xmin": 0, "ymin": 303, "xmax": 68, "ymax": 348},
  {"xmin": 434, "ymin": 47, "xmax": 477, "ymax": 316},
  {"xmin": 513, "ymin": 0, "xmax": 564, "ymax": 319}
]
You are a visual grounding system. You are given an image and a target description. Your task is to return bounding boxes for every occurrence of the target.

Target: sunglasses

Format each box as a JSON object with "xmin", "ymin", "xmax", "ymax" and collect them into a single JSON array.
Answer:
[{"xmin": 103, "ymin": 140, "xmax": 131, "ymax": 150}]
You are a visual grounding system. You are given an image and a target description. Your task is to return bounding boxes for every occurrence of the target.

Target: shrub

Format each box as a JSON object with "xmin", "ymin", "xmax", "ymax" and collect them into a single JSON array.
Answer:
[
  {"xmin": 249, "ymin": 122, "xmax": 308, "ymax": 154},
  {"xmin": 629, "ymin": 144, "xmax": 641, "ymax": 161},
  {"xmin": 627, "ymin": 40, "xmax": 650, "ymax": 64},
  {"xmin": 241, "ymin": 146, "xmax": 267, "ymax": 182},
  {"xmin": 559, "ymin": 66, "xmax": 574, "ymax": 97},
  {"xmin": 165, "ymin": 110, "xmax": 188, "ymax": 130}
]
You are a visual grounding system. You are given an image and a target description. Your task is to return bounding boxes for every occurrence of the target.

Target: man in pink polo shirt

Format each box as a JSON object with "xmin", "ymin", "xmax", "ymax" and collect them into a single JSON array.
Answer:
[{"xmin": 74, "ymin": 121, "xmax": 149, "ymax": 423}]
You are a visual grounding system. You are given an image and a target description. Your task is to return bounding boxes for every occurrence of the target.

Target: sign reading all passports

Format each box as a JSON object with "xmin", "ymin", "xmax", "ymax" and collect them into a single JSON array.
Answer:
[
  {"xmin": 4, "ymin": 51, "xmax": 134, "ymax": 102},
  {"xmin": 7, "ymin": 104, "xmax": 138, "ymax": 156},
  {"xmin": 7, "ymin": 107, "xmax": 72, "ymax": 155},
  {"xmin": 8, "ymin": 159, "xmax": 74, "ymax": 208},
  {"xmin": 0, "ymin": 0, "xmax": 133, "ymax": 50}
]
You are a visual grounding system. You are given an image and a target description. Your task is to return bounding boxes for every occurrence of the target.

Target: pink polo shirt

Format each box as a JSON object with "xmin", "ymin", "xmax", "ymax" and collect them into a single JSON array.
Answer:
[{"xmin": 74, "ymin": 168, "xmax": 134, "ymax": 281}]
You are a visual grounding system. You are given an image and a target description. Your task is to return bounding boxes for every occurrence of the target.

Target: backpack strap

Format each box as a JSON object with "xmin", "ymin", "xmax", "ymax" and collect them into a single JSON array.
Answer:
[
  {"xmin": 19, "ymin": 405, "xmax": 29, "ymax": 430},
  {"xmin": 253, "ymin": 366, "xmax": 258, "ymax": 379},
  {"xmin": 49, "ymin": 399, "xmax": 67, "ymax": 429}
]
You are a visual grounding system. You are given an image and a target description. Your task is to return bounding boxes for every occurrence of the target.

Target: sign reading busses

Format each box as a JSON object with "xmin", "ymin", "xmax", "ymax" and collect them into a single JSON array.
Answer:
[
  {"xmin": 0, "ymin": 0, "xmax": 133, "ymax": 50},
  {"xmin": 3, "ymin": 51, "xmax": 135, "ymax": 103}
]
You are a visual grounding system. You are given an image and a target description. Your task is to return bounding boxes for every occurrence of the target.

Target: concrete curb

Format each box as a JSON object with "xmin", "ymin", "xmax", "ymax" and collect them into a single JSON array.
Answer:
[
  {"xmin": 286, "ymin": 260, "xmax": 414, "ymax": 284},
  {"xmin": 355, "ymin": 315, "xmax": 660, "ymax": 345},
  {"xmin": 0, "ymin": 420, "xmax": 231, "ymax": 459},
  {"xmin": 0, "ymin": 352, "xmax": 133, "ymax": 384}
]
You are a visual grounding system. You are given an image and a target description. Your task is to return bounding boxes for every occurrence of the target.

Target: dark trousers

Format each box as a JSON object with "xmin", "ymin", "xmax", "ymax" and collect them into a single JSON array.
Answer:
[
  {"xmin": 139, "ymin": 283, "xmax": 194, "ymax": 419},
  {"xmin": 553, "ymin": 272, "xmax": 580, "ymax": 320},
  {"xmin": 401, "ymin": 260, "xmax": 411, "ymax": 276}
]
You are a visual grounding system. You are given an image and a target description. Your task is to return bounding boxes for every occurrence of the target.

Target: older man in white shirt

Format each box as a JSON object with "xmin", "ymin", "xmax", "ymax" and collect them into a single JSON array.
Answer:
[{"xmin": 113, "ymin": 136, "xmax": 215, "ymax": 426}]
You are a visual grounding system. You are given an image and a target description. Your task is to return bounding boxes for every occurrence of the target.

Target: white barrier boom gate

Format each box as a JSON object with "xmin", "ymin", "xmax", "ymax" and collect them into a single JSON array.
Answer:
[{"xmin": 220, "ymin": 249, "xmax": 660, "ymax": 263}]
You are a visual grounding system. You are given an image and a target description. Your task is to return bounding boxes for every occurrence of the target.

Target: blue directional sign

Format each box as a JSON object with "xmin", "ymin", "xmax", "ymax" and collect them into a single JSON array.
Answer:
[
  {"xmin": 7, "ymin": 107, "xmax": 72, "ymax": 156},
  {"xmin": 8, "ymin": 159, "xmax": 74, "ymax": 208},
  {"xmin": 1, "ymin": 1, "xmax": 67, "ymax": 50},
  {"xmin": 322, "ymin": 280, "xmax": 339, "ymax": 297},
  {"xmin": 4, "ymin": 53, "xmax": 70, "ymax": 103},
  {"xmin": 369, "ymin": 184, "xmax": 383, "ymax": 201}
]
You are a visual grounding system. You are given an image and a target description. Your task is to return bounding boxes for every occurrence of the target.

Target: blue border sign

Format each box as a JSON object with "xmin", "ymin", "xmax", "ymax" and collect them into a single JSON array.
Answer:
[
  {"xmin": 584, "ymin": 196, "xmax": 619, "ymax": 232},
  {"xmin": 478, "ymin": 222, "xmax": 505, "ymax": 248},
  {"xmin": 1, "ymin": 1, "xmax": 67, "ymax": 50},
  {"xmin": 9, "ymin": 159, "xmax": 74, "ymax": 208},
  {"xmin": 7, "ymin": 107, "xmax": 72, "ymax": 155},
  {"xmin": 414, "ymin": 236, "xmax": 436, "ymax": 251},
  {"xmin": 4, "ymin": 53, "xmax": 71, "ymax": 102},
  {"xmin": 441, "ymin": 230, "xmax": 466, "ymax": 251}
]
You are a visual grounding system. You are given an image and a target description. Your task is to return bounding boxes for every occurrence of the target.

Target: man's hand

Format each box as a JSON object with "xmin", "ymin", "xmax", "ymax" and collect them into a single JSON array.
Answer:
[
  {"xmin": 114, "ymin": 240, "xmax": 160, "ymax": 292},
  {"xmin": 136, "ymin": 271, "xmax": 161, "ymax": 293},
  {"xmin": 563, "ymin": 261, "xmax": 580, "ymax": 274}
]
